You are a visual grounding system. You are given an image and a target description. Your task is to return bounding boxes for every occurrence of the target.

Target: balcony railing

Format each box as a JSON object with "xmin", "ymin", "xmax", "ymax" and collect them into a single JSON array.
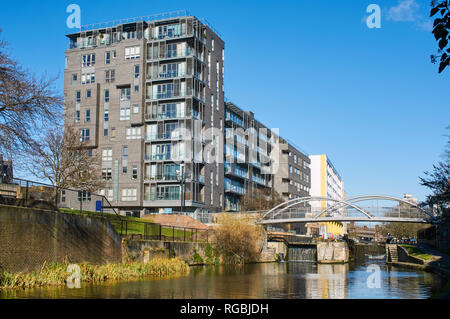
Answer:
[
  {"xmin": 147, "ymin": 90, "xmax": 205, "ymax": 102},
  {"xmin": 145, "ymin": 132, "xmax": 183, "ymax": 141},
  {"xmin": 145, "ymin": 174, "xmax": 180, "ymax": 181},
  {"xmin": 144, "ymin": 153, "xmax": 186, "ymax": 161},
  {"xmin": 145, "ymin": 109, "xmax": 200, "ymax": 121},
  {"xmin": 145, "ymin": 192, "xmax": 180, "ymax": 201},
  {"xmin": 144, "ymin": 153, "xmax": 171, "ymax": 161},
  {"xmin": 147, "ymin": 48, "xmax": 204, "ymax": 62}
]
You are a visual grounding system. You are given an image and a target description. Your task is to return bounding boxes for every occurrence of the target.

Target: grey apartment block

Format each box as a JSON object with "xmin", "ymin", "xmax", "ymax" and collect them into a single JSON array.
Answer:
[
  {"xmin": 273, "ymin": 141, "xmax": 311, "ymax": 201},
  {"xmin": 64, "ymin": 14, "xmax": 224, "ymax": 217},
  {"xmin": 223, "ymin": 101, "xmax": 275, "ymax": 211},
  {"xmin": 64, "ymin": 12, "xmax": 310, "ymax": 217},
  {"xmin": 223, "ymin": 101, "xmax": 310, "ymax": 211}
]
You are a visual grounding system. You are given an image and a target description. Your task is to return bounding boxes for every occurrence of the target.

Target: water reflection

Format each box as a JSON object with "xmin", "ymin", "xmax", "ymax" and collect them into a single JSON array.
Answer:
[{"xmin": 0, "ymin": 260, "xmax": 445, "ymax": 299}]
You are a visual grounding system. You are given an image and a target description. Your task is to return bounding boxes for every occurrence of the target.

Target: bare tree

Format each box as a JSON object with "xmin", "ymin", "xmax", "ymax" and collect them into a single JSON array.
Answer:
[
  {"xmin": 27, "ymin": 125, "xmax": 105, "ymax": 195},
  {"xmin": 240, "ymin": 188, "xmax": 284, "ymax": 212},
  {"xmin": 0, "ymin": 29, "xmax": 62, "ymax": 160}
]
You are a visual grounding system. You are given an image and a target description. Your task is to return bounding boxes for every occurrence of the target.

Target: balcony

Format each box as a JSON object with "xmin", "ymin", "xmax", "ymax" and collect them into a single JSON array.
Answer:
[
  {"xmin": 145, "ymin": 174, "xmax": 180, "ymax": 182},
  {"xmin": 144, "ymin": 153, "xmax": 171, "ymax": 161},
  {"xmin": 145, "ymin": 109, "xmax": 200, "ymax": 121},
  {"xmin": 145, "ymin": 132, "xmax": 184, "ymax": 142},
  {"xmin": 145, "ymin": 192, "xmax": 180, "ymax": 201},
  {"xmin": 147, "ymin": 89, "xmax": 205, "ymax": 103},
  {"xmin": 147, "ymin": 48, "xmax": 204, "ymax": 62},
  {"xmin": 146, "ymin": 71, "xmax": 187, "ymax": 81}
]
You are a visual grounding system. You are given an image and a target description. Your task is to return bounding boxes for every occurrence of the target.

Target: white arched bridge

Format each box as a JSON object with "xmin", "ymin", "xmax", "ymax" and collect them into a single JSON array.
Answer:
[{"xmin": 256, "ymin": 195, "xmax": 438, "ymax": 225}]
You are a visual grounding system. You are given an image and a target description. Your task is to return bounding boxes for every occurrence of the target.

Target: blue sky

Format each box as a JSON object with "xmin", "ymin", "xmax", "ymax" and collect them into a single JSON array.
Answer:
[{"xmin": 0, "ymin": 0, "xmax": 448, "ymax": 201}]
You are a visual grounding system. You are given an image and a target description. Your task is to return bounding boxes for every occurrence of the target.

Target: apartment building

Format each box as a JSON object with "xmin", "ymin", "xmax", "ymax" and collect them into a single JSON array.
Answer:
[
  {"xmin": 64, "ymin": 11, "xmax": 312, "ymax": 217},
  {"xmin": 307, "ymin": 154, "xmax": 345, "ymax": 237},
  {"xmin": 273, "ymin": 140, "xmax": 311, "ymax": 201},
  {"xmin": 223, "ymin": 101, "xmax": 311, "ymax": 212},
  {"xmin": 64, "ymin": 13, "xmax": 224, "ymax": 217},
  {"xmin": 224, "ymin": 101, "xmax": 274, "ymax": 211}
]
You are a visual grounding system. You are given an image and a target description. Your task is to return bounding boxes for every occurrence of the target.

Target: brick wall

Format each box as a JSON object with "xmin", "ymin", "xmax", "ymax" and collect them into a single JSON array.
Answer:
[{"xmin": 0, "ymin": 205, "xmax": 122, "ymax": 273}]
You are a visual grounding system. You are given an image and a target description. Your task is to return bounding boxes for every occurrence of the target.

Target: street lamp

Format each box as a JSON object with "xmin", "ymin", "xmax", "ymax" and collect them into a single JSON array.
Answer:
[{"xmin": 176, "ymin": 161, "xmax": 185, "ymax": 214}]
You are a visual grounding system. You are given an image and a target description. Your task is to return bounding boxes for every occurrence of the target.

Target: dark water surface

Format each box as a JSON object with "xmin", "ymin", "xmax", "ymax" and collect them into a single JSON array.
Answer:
[{"xmin": 0, "ymin": 258, "xmax": 446, "ymax": 299}]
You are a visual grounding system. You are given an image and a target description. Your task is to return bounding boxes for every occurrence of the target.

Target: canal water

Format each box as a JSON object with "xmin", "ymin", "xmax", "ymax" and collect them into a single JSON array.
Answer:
[{"xmin": 1, "ymin": 257, "xmax": 446, "ymax": 299}]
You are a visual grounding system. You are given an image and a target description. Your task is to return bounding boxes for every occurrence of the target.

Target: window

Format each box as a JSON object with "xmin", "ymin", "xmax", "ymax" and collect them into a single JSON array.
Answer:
[
  {"xmin": 133, "ymin": 104, "xmax": 139, "ymax": 114},
  {"xmin": 122, "ymin": 146, "xmax": 128, "ymax": 173},
  {"xmin": 75, "ymin": 110, "xmax": 80, "ymax": 123},
  {"xmin": 134, "ymin": 65, "xmax": 140, "ymax": 78},
  {"xmin": 88, "ymin": 149, "xmax": 93, "ymax": 157},
  {"xmin": 113, "ymin": 50, "xmax": 116, "ymax": 59},
  {"xmin": 132, "ymin": 166, "xmax": 138, "ymax": 179},
  {"xmin": 126, "ymin": 127, "xmax": 141, "ymax": 139},
  {"xmin": 82, "ymin": 53, "xmax": 95, "ymax": 67},
  {"xmin": 121, "ymin": 189, "xmax": 137, "ymax": 201},
  {"xmin": 120, "ymin": 88, "xmax": 130, "ymax": 101},
  {"xmin": 102, "ymin": 148, "xmax": 112, "ymax": 161},
  {"xmin": 120, "ymin": 106, "xmax": 130, "ymax": 120},
  {"xmin": 104, "ymin": 89, "xmax": 109, "ymax": 102},
  {"xmin": 72, "ymin": 74, "xmax": 77, "ymax": 83},
  {"xmin": 85, "ymin": 109, "xmax": 91, "ymax": 122},
  {"xmin": 80, "ymin": 129, "xmax": 90, "ymax": 142},
  {"xmin": 76, "ymin": 91, "xmax": 81, "ymax": 103},
  {"xmin": 81, "ymin": 72, "xmax": 95, "ymax": 84},
  {"xmin": 86, "ymin": 89, "xmax": 91, "ymax": 98},
  {"xmin": 125, "ymin": 46, "xmax": 140, "ymax": 59},
  {"xmin": 134, "ymin": 85, "xmax": 139, "ymax": 92},
  {"xmin": 105, "ymin": 70, "xmax": 115, "ymax": 83},
  {"xmin": 103, "ymin": 128, "xmax": 108, "ymax": 136},
  {"xmin": 104, "ymin": 109, "xmax": 109, "ymax": 122},
  {"xmin": 77, "ymin": 191, "xmax": 91, "ymax": 202},
  {"xmin": 61, "ymin": 190, "xmax": 66, "ymax": 203},
  {"xmin": 105, "ymin": 51, "xmax": 111, "ymax": 64},
  {"xmin": 211, "ymin": 39, "xmax": 214, "ymax": 51},
  {"xmin": 111, "ymin": 128, "xmax": 116, "ymax": 138},
  {"xmin": 102, "ymin": 168, "xmax": 112, "ymax": 180}
]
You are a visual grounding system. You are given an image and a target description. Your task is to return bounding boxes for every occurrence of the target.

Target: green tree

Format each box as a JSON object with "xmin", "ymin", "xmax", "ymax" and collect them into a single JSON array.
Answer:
[
  {"xmin": 419, "ymin": 128, "xmax": 450, "ymax": 211},
  {"xmin": 430, "ymin": 0, "xmax": 450, "ymax": 73}
]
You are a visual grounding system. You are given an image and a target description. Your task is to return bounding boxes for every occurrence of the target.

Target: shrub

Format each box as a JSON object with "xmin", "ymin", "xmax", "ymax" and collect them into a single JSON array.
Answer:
[{"xmin": 213, "ymin": 213, "xmax": 263, "ymax": 264}]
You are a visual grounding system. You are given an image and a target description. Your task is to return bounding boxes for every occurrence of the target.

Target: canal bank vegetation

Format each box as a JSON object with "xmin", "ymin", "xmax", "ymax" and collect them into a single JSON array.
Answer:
[
  {"xmin": 213, "ymin": 213, "xmax": 263, "ymax": 264},
  {"xmin": 0, "ymin": 257, "xmax": 189, "ymax": 289},
  {"xmin": 401, "ymin": 244, "xmax": 438, "ymax": 261}
]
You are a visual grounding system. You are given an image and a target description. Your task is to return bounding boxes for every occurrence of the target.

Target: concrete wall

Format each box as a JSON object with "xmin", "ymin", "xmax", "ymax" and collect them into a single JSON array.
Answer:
[
  {"xmin": 396, "ymin": 245, "xmax": 424, "ymax": 265},
  {"xmin": 260, "ymin": 241, "xmax": 288, "ymax": 262},
  {"xmin": 0, "ymin": 205, "xmax": 122, "ymax": 273},
  {"xmin": 317, "ymin": 242, "xmax": 349, "ymax": 263},
  {"xmin": 122, "ymin": 238, "xmax": 210, "ymax": 265}
]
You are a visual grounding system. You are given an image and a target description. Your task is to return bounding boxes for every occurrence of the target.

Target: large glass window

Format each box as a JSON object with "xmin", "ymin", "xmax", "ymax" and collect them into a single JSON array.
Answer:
[{"xmin": 120, "ymin": 88, "xmax": 131, "ymax": 101}]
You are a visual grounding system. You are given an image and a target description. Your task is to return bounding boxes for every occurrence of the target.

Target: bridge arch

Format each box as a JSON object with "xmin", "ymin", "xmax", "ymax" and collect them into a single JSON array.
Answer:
[{"xmin": 257, "ymin": 195, "xmax": 435, "ymax": 225}]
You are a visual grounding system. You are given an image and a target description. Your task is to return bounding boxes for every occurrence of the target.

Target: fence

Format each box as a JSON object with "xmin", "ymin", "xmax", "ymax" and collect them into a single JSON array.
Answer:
[{"xmin": 0, "ymin": 177, "xmax": 209, "ymax": 243}]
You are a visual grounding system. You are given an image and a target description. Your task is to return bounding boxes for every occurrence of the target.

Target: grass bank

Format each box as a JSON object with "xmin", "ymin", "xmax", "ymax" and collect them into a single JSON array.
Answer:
[
  {"xmin": 0, "ymin": 258, "xmax": 189, "ymax": 289},
  {"xmin": 59, "ymin": 208, "xmax": 195, "ymax": 238},
  {"xmin": 401, "ymin": 244, "xmax": 439, "ymax": 261}
]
